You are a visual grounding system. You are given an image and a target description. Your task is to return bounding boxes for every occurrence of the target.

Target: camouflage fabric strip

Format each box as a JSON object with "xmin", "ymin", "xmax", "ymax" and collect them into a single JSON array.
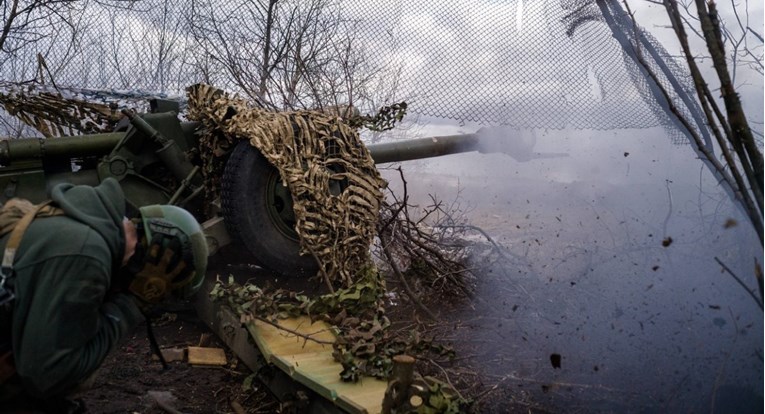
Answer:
[
  {"xmin": 0, "ymin": 91, "xmax": 119, "ymax": 138},
  {"xmin": 186, "ymin": 84, "xmax": 386, "ymax": 286}
]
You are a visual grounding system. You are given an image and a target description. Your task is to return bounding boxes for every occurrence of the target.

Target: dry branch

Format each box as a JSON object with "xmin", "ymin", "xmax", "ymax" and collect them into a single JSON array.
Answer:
[{"xmin": 623, "ymin": 0, "xmax": 763, "ymax": 244}]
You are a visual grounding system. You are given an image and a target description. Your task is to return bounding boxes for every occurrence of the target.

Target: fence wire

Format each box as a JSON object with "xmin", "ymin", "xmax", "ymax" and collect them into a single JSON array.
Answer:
[{"xmin": 0, "ymin": 0, "xmax": 709, "ymax": 142}]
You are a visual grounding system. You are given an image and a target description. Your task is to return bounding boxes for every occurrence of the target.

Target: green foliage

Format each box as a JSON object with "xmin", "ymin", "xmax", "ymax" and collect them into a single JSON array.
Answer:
[
  {"xmin": 416, "ymin": 381, "xmax": 471, "ymax": 414},
  {"xmin": 209, "ymin": 275, "xmax": 307, "ymax": 321},
  {"xmin": 349, "ymin": 102, "xmax": 408, "ymax": 132},
  {"xmin": 241, "ymin": 373, "xmax": 257, "ymax": 392},
  {"xmin": 308, "ymin": 264, "xmax": 385, "ymax": 318},
  {"xmin": 210, "ymin": 262, "xmax": 455, "ymax": 385}
]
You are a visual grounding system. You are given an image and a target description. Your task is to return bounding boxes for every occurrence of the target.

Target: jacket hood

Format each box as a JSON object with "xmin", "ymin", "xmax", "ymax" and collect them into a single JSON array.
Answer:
[{"xmin": 50, "ymin": 177, "xmax": 126, "ymax": 269}]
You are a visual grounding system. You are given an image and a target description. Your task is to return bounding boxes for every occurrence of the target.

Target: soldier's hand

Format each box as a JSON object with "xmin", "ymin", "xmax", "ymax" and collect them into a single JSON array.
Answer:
[{"xmin": 128, "ymin": 235, "xmax": 192, "ymax": 304}]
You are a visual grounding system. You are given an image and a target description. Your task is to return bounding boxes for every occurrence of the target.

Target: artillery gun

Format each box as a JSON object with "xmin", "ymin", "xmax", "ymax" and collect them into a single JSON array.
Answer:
[
  {"xmin": 0, "ymin": 99, "xmax": 553, "ymax": 276},
  {"xmin": 0, "ymin": 97, "xmax": 569, "ymax": 413}
]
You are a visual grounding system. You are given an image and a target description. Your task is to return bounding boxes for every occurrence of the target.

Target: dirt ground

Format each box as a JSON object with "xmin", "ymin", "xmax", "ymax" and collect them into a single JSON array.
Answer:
[
  {"xmin": 72, "ymin": 203, "xmax": 541, "ymax": 414},
  {"xmin": 75, "ymin": 246, "xmax": 305, "ymax": 414},
  {"xmin": 76, "ymin": 305, "xmax": 279, "ymax": 414},
  {"xmin": 72, "ymin": 263, "xmax": 500, "ymax": 414},
  {"xmin": 72, "ymin": 242, "xmax": 541, "ymax": 414}
]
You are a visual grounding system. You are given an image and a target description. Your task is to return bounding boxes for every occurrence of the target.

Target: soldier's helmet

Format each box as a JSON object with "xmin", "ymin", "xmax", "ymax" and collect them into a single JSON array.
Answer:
[{"xmin": 131, "ymin": 205, "xmax": 208, "ymax": 302}]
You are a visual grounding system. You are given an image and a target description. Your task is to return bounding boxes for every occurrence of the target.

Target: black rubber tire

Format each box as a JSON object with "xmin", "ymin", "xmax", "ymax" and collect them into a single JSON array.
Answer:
[{"xmin": 221, "ymin": 141, "xmax": 319, "ymax": 276}]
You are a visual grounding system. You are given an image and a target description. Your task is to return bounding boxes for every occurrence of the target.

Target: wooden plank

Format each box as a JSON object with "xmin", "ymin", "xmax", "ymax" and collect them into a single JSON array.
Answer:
[
  {"xmin": 187, "ymin": 346, "xmax": 227, "ymax": 366},
  {"xmin": 247, "ymin": 316, "xmax": 335, "ymax": 362},
  {"xmin": 245, "ymin": 315, "xmax": 387, "ymax": 414},
  {"xmin": 195, "ymin": 285, "xmax": 345, "ymax": 412}
]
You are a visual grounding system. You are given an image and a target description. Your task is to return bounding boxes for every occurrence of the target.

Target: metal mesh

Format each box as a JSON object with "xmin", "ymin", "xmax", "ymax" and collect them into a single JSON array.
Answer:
[
  {"xmin": 341, "ymin": 0, "xmax": 710, "ymax": 145},
  {"xmin": 0, "ymin": 0, "xmax": 704, "ymax": 138}
]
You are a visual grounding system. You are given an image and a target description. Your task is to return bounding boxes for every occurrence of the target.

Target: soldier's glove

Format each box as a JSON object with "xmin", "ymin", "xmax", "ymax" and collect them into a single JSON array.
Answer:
[{"xmin": 128, "ymin": 235, "xmax": 192, "ymax": 304}]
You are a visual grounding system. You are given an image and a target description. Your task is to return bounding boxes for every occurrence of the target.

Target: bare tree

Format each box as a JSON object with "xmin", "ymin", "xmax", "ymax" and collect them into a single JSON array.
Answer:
[
  {"xmin": 624, "ymin": 0, "xmax": 763, "ymax": 303},
  {"xmin": 0, "ymin": 0, "xmax": 93, "ymax": 87},
  {"xmin": 670, "ymin": 0, "xmax": 763, "ymax": 81},
  {"xmin": 1, "ymin": 0, "xmax": 77, "ymax": 55},
  {"xmin": 625, "ymin": 0, "xmax": 762, "ymax": 241},
  {"xmin": 1, "ymin": 0, "xmax": 85, "ymax": 137},
  {"xmin": 188, "ymin": 0, "xmax": 390, "ymax": 113}
]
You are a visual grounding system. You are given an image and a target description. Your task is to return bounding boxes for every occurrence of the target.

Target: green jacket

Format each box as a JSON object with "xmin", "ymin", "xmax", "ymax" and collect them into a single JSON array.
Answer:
[{"xmin": 1, "ymin": 178, "xmax": 143, "ymax": 398}]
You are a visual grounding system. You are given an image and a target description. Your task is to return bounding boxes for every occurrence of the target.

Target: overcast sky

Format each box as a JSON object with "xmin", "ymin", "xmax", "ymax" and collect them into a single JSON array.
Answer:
[{"xmin": 342, "ymin": 0, "xmax": 763, "ymax": 134}]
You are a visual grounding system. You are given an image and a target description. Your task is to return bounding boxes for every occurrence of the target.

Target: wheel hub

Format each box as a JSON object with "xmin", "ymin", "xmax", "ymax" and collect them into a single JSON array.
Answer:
[{"xmin": 266, "ymin": 171, "xmax": 299, "ymax": 241}]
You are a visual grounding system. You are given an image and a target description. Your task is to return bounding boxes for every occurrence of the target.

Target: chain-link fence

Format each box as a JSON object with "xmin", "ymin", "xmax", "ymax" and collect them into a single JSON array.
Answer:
[{"xmin": 0, "ymin": 0, "xmax": 730, "ymax": 141}]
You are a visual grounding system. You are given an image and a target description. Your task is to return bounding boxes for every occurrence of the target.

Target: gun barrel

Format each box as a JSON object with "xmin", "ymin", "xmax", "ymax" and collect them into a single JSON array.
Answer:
[
  {"xmin": 367, "ymin": 133, "xmax": 481, "ymax": 164},
  {"xmin": 0, "ymin": 133, "xmax": 124, "ymax": 166}
]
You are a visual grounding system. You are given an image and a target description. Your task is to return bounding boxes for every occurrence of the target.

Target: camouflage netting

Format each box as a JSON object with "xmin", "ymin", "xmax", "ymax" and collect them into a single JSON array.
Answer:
[
  {"xmin": 0, "ymin": 0, "xmax": 732, "ymax": 148},
  {"xmin": 0, "ymin": 84, "xmax": 121, "ymax": 137},
  {"xmin": 186, "ymin": 84, "xmax": 387, "ymax": 286}
]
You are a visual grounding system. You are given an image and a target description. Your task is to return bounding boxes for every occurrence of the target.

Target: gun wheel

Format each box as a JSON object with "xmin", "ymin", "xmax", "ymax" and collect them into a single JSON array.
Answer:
[{"xmin": 221, "ymin": 140, "xmax": 319, "ymax": 276}]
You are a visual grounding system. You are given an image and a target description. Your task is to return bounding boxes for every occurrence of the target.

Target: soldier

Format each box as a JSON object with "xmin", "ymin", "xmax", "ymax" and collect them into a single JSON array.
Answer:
[{"xmin": 0, "ymin": 177, "xmax": 208, "ymax": 413}]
